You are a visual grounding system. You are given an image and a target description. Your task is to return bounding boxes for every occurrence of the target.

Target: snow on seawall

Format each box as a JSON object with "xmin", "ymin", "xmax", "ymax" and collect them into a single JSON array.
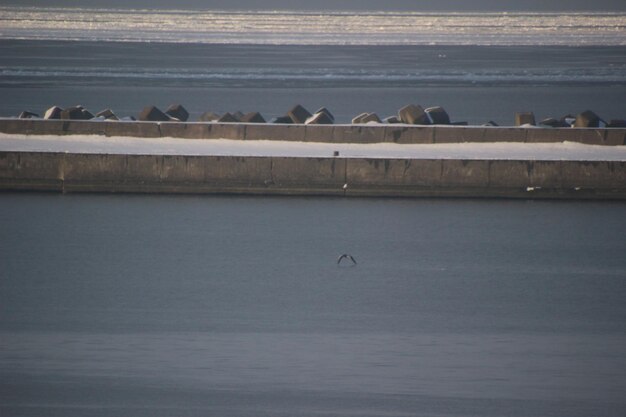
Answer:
[{"xmin": 1, "ymin": 133, "xmax": 625, "ymax": 161}]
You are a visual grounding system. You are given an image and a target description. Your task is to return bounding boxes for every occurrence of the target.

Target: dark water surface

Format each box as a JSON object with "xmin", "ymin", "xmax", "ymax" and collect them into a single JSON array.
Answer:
[
  {"xmin": 1, "ymin": 41, "xmax": 625, "ymax": 124},
  {"xmin": 1, "ymin": 193, "xmax": 625, "ymax": 416}
]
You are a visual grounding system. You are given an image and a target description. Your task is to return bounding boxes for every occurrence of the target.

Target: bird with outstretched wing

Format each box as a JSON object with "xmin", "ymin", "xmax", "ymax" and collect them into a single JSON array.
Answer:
[{"xmin": 337, "ymin": 254, "xmax": 357, "ymax": 265}]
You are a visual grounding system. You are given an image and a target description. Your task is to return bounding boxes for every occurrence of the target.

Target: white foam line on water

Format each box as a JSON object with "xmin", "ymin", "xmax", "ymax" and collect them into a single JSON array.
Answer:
[
  {"xmin": 2, "ymin": 67, "xmax": 624, "ymax": 84},
  {"xmin": 1, "ymin": 8, "xmax": 625, "ymax": 46},
  {"xmin": 1, "ymin": 133, "xmax": 625, "ymax": 161}
]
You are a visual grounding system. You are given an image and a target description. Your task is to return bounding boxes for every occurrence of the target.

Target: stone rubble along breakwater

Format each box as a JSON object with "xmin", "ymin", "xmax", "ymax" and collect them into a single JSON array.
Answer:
[
  {"xmin": 13, "ymin": 103, "xmax": 626, "ymax": 129},
  {"xmin": 2, "ymin": 118, "xmax": 625, "ymax": 146},
  {"xmin": 3, "ymin": 103, "xmax": 625, "ymax": 199}
]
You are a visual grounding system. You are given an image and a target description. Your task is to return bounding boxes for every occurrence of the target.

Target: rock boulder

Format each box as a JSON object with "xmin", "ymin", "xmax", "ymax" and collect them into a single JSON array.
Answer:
[
  {"xmin": 138, "ymin": 106, "xmax": 170, "ymax": 122},
  {"xmin": 96, "ymin": 109, "xmax": 118, "ymax": 120},
  {"xmin": 241, "ymin": 112, "xmax": 266, "ymax": 123},
  {"xmin": 574, "ymin": 110, "xmax": 604, "ymax": 128},
  {"xmin": 515, "ymin": 112, "xmax": 536, "ymax": 126},
  {"xmin": 287, "ymin": 104, "xmax": 312, "ymax": 124},
  {"xmin": 560, "ymin": 114, "xmax": 576, "ymax": 126},
  {"xmin": 607, "ymin": 119, "xmax": 626, "ymax": 128},
  {"xmin": 44, "ymin": 106, "xmax": 63, "ymax": 120},
  {"xmin": 398, "ymin": 104, "xmax": 430, "ymax": 125},
  {"xmin": 384, "ymin": 116, "xmax": 400, "ymax": 124},
  {"xmin": 540, "ymin": 117, "xmax": 569, "ymax": 128},
  {"xmin": 199, "ymin": 111, "xmax": 220, "ymax": 122},
  {"xmin": 352, "ymin": 113, "xmax": 369, "ymax": 124},
  {"xmin": 165, "ymin": 104, "xmax": 189, "ymax": 122},
  {"xmin": 314, "ymin": 107, "xmax": 335, "ymax": 123},
  {"xmin": 352, "ymin": 112, "xmax": 381, "ymax": 124},
  {"xmin": 305, "ymin": 111, "xmax": 334, "ymax": 124},
  {"xmin": 217, "ymin": 112, "xmax": 239, "ymax": 123},
  {"xmin": 18, "ymin": 111, "xmax": 39, "ymax": 119},
  {"xmin": 271, "ymin": 115, "xmax": 293, "ymax": 124},
  {"xmin": 425, "ymin": 106, "xmax": 450, "ymax": 125},
  {"xmin": 61, "ymin": 106, "xmax": 91, "ymax": 120}
]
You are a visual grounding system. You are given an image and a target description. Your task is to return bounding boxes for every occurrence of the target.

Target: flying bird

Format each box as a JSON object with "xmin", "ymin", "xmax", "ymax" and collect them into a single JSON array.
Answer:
[{"xmin": 337, "ymin": 254, "xmax": 357, "ymax": 265}]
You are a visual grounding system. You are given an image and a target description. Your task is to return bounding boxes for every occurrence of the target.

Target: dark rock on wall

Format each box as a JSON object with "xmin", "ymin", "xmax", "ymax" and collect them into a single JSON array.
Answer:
[{"xmin": 138, "ymin": 106, "xmax": 171, "ymax": 122}]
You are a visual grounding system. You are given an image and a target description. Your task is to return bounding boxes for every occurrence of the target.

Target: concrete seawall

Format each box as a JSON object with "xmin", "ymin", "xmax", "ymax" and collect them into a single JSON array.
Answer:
[
  {"xmin": 2, "ymin": 151, "xmax": 625, "ymax": 199},
  {"xmin": 2, "ymin": 119, "xmax": 624, "ymax": 199},
  {"xmin": 1, "ymin": 118, "xmax": 625, "ymax": 145}
]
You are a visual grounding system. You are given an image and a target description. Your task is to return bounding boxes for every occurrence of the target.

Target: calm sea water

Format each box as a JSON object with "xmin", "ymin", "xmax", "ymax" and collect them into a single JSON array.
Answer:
[
  {"xmin": 2, "ymin": 8, "xmax": 626, "ymax": 416},
  {"xmin": 1, "ymin": 41, "xmax": 625, "ymax": 125},
  {"xmin": 1, "ymin": 8, "xmax": 625, "ymax": 124},
  {"xmin": 1, "ymin": 193, "xmax": 626, "ymax": 416}
]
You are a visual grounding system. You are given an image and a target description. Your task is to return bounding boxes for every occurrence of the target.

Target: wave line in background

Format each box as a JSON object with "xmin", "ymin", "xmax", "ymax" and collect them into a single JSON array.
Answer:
[
  {"xmin": 1, "ymin": 7, "xmax": 625, "ymax": 45},
  {"xmin": 1, "ymin": 66, "xmax": 625, "ymax": 86}
]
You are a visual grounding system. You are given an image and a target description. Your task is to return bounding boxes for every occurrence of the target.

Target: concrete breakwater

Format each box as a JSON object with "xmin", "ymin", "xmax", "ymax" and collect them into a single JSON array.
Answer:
[
  {"xmin": 1, "ymin": 118, "xmax": 625, "ymax": 146},
  {"xmin": 1, "ymin": 151, "xmax": 625, "ymax": 199},
  {"xmin": 2, "ymin": 118, "xmax": 624, "ymax": 199}
]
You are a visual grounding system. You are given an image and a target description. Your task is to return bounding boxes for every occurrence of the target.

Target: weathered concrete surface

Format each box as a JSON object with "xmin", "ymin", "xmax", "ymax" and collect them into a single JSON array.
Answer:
[
  {"xmin": 433, "ymin": 126, "xmax": 486, "ymax": 143},
  {"xmin": 526, "ymin": 161, "xmax": 562, "ymax": 190},
  {"xmin": 347, "ymin": 159, "xmax": 442, "ymax": 195},
  {"xmin": 0, "ymin": 119, "xmax": 66, "ymax": 135},
  {"xmin": 0, "ymin": 151, "xmax": 64, "ymax": 190},
  {"xmin": 102, "ymin": 121, "xmax": 161, "ymax": 138},
  {"xmin": 333, "ymin": 125, "xmax": 384, "ymax": 144},
  {"xmin": 561, "ymin": 160, "xmax": 626, "ymax": 189},
  {"xmin": 303, "ymin": 125, "xmax": 334, "ymax": 143},
  {"xmin": 246, "ymin": 124, "xmax": 306, "ymax": 142},
  {"xmin": 489, "ymin": 160, "xmax": 530, "ymax": 188},
  {"xmin": 524, "ymin": 127, "xmax": 616, "ymax": 145},
  {"xmin": 605, "ymin": 129, "xmax": 626, "ymax": 146},
  {"xmin": 158, "ymin": 122, "xmax": 211, "ymax": 139},
  {"xmin": 441, "ymin": 160, "xmax": 490, "ymax": 187},
  {"xmin": 384, "ymin": 126, "xmax": 433, "ymax": 144},
  {"xmin": 1, "ymin": 119, "xmax": 626, "ymax": 146},
  {"xmin": 270, "ymin": 157, "xmax": 346, "ymax": 195},
  {"xmin": 483, "ymin": 127, "xmax": 528, "ymax": 143},
  {"xmin": 526, "ymin": 128, "xmax": 579, "ymax": 144},
  {"xmin": 206, "ymin": 123, "xmax": 246, "ymax": 140},
  {"xmin": 2, "ymin": 151, "xmax": 624, "ymax": 199}
]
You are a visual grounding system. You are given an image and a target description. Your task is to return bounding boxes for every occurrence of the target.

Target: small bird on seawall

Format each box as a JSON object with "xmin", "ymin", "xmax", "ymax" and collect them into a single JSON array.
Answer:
[{"xmin": 337, "ymin": 254, "xmax": 357, "ymax": 265}]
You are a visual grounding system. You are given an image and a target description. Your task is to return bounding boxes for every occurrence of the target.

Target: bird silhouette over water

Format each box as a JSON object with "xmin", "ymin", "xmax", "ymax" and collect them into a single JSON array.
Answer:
[{"xmin": 337, "ymin": 254, "xmax": 357, "ymax": 266}]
